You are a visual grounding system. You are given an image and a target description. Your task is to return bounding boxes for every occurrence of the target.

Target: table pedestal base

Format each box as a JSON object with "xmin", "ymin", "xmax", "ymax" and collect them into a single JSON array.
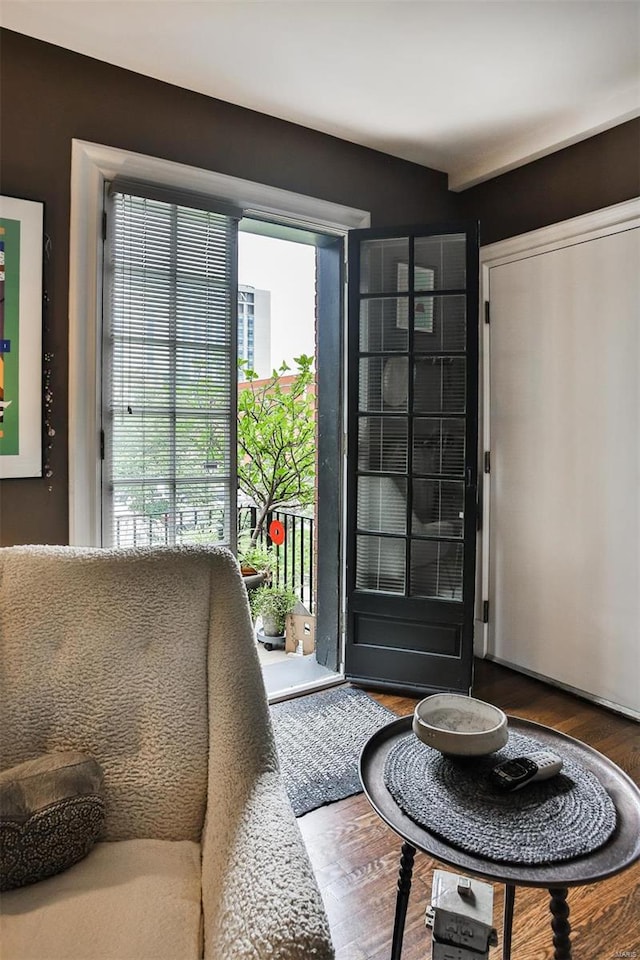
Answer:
[
  {"xmin": 549, "ymin": 887, "xmax": 572, "ymax": 959},
  {"xmin": 390, "ymin": 850, "xmax": 574, "ymax": 960},
  {"xmin": 391, "ymin": 842, "xmax": 415, "ymax": 960},
  {"xmin": 503, "ymin": 884, "xmax": 516, "ymax": 960}
]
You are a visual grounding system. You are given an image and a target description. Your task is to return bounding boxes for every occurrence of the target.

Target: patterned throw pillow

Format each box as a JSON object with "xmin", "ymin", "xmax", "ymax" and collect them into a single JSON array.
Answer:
[{"xmin": 0, "ymin": 752, "xmax": 105, "ymax": 892}]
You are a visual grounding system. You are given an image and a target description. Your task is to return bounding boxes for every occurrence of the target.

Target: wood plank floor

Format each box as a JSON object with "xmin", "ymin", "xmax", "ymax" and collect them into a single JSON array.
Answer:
[{"xmin": 298, "ymin": 659, "xmax": 640, "ymax": 960}]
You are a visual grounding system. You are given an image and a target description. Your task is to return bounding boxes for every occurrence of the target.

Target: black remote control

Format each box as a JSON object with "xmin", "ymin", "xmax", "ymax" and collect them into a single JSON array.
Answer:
[{"xmin": 490, "ymin": 751, "xmax": 563, "ymax": 792}]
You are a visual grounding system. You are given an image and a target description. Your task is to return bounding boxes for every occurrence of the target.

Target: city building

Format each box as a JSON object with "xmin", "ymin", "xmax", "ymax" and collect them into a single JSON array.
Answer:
[{"xmin": 237, "ymin": 284, "xmax": 271, "ymax": 378}]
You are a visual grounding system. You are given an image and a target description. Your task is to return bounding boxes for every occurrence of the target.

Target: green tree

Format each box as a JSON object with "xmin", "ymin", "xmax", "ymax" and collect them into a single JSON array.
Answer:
[{"xmin": 238, "ymin": 355, "xmax": 315, "ymax": 546}]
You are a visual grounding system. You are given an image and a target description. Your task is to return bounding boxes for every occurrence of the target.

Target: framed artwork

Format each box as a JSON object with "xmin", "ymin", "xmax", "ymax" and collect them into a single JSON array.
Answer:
[
  {"xmin": 0, "ymin": 196, "xmax": 44, "ymax": 478},
  {"xmin": 396, "ymin": 262, "xmax": 434, "ymax": 332}
]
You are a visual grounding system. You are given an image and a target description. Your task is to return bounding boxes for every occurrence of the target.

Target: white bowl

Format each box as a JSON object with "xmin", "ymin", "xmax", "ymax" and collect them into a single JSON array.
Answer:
[{"xmin": 412, "ymin": 694, "xmax": 508, "ymax": 757}]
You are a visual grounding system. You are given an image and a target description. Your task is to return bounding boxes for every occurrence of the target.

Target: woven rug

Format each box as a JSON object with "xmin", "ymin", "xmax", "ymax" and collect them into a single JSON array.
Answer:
[
  {"xmin": 270, "ymin": 686, "xmax": 395, "ymax": 816},
  {"xmin": 384, "ymin": 729, "xmax": 617, "ymax": 865}
]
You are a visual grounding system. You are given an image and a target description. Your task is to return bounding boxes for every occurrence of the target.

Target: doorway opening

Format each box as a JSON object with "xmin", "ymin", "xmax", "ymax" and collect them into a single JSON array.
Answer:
[{"xmin": 237, "ymin": 219, "xmax": 344, "ymax": 701}]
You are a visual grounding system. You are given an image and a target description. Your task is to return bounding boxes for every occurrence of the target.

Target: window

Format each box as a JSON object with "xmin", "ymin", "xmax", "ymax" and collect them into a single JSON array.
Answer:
[
  {"xmin": 102, "ymin": 182, "xmax": 239, "ymax": 549},
  {"xmin": 68, "ymin": 139, "xmax": 368, "ymax": 547}
]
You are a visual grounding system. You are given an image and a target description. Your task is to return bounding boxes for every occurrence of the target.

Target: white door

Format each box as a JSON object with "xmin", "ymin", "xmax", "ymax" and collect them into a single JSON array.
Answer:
[{"xmin": 483, "ymin": 207, "xmax": 640, "ymax": 717}]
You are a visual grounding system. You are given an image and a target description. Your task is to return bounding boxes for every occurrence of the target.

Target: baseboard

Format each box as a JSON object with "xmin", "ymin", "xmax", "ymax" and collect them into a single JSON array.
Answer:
[{"xmin": 482, "ymin": 654, "xmax": 640, "ymax": 722}]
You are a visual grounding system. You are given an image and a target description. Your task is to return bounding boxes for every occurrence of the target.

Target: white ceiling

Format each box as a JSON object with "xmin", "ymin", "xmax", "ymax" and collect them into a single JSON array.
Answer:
[{"xmin": 2, "ymin": 0, "xmax": 639, "ymax": 190}]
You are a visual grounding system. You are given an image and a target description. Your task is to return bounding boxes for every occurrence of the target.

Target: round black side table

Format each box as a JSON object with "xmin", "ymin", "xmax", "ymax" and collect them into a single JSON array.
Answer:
[{"xmin": 359, "ymin": 715, "xmax": 640, "ymax": 960}]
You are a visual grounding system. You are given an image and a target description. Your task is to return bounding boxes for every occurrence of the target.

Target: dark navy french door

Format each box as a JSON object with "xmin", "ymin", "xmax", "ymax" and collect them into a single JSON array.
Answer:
[{"xmin": 345, "ymin": 222, "xmax": 479, "ymax": 694}]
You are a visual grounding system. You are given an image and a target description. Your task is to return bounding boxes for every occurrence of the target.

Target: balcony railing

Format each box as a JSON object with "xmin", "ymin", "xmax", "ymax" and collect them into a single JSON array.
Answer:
[
  {"xmin": 238, "ymin": 506, "xmax": 315, "ymax": 613},
  {"xmin": 114, "ymin": 506, "xmax": 226, "ymax": 548},
  {"xmin": 114, "ymin": 504, "xmax": 315, "ymax": 612}
]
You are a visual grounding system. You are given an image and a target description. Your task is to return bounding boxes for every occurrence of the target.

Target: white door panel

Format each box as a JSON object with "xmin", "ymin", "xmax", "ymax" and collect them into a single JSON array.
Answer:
[{"xmin": 488, "ymin": 226, "xmax": 640, "ymax": 715}]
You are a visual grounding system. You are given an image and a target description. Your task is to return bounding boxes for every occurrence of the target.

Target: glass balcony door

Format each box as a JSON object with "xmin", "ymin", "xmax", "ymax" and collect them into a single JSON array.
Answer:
[{"xmin": 345, "ymin": 223, "xmax": 479, "ymax": 694}]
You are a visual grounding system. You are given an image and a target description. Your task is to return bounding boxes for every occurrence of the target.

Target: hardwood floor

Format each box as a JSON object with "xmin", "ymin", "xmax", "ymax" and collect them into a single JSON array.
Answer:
[{"xmin": 298, "ymin": 659, "xmax": 640, "ymax": 960}]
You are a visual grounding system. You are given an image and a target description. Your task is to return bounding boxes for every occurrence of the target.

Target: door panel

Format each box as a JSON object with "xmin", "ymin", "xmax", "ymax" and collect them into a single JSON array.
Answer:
[
  {"xmin": 345, "ymin": 223, "xmax": 479, "ymax": 694},
  {"xmin": 487, "ymin": 225, "xmax": 640, "ymax": 715}
]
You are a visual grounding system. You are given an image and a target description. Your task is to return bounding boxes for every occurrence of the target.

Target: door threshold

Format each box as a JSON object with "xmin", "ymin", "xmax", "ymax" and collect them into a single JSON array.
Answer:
[
  {"xmin": 263, "ymin": 654, "xmax": 344, "ymax": 704},
  {"xmin": 268, "ymin": 674, "xmax": 346, "ymax": 705}
]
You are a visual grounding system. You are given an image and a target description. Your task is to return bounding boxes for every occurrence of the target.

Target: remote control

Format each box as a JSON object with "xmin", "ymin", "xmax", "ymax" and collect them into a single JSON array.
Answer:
[{"xmin": 490, "ymin": 750, "xmax": 563, "ymax": 792}]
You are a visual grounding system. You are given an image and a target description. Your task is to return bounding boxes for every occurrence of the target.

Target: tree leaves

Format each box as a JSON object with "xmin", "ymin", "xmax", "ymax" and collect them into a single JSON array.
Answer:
[{"xmin": 238, "ymin": 355, "xmax": 316, "ymax": 543}]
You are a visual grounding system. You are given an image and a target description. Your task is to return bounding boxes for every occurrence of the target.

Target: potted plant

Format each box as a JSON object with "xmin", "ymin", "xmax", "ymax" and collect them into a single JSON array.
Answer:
[
  {"xmin": 238, "ymin": 544, "xmax": 274, "ymax": 613},
  {"xmin": 252, "ymin": 585, "xmax": 298, "ymax": 645},
  {"xmin": 238, "ymin": 544, "xmax": 274, "ymax": 581}
]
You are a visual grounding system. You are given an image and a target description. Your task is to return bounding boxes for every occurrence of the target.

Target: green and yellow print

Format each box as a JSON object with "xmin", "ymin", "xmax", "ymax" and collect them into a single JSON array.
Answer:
[{"xmin": 0, "ymin": 218, "xmax": 20, "ymax": 454}]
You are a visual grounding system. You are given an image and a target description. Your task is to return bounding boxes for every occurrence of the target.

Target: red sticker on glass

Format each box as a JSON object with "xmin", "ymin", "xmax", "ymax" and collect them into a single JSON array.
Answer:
[{"xmin": 269, "ymin": 520, "xmax": 285, "ymax": 545}]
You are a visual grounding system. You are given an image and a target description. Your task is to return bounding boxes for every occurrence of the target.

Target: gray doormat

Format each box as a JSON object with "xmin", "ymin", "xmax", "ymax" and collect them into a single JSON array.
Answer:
[
  {"xmin": 270, "ymin": 686, "xmax": 395, "ymax": 816},
  {"xmin": 384, "ymin": 730, "xmax": 617, "ymax": 865}
]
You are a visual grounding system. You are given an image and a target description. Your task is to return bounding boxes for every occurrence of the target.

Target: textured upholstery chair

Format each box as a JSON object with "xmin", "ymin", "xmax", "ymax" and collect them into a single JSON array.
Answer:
[{"xmin": 0, "ymin": 545, "xmax": 334, "ymax": 960}]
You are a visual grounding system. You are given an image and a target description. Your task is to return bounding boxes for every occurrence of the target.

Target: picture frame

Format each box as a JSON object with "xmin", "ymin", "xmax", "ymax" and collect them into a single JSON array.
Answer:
[
  {"xmin": 0, "ymin": 196, "xmax": 44, "ymax": 478},
  {"xmin": 396, "ymin": 262, "xmax": 434, "ymax": 332}
]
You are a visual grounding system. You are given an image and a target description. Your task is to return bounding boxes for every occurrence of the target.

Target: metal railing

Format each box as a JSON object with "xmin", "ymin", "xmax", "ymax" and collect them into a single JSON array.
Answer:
[
  {"xmin": 114, "ymin": 504, "xmax": 315, "ymax": 612},
  {"xmin": 114, "ymin": 506, "xmax": 225, "ymax": 548},
  {"xmin": 238, "ymin": 506, "xmax": 315, "ymax": 613}
]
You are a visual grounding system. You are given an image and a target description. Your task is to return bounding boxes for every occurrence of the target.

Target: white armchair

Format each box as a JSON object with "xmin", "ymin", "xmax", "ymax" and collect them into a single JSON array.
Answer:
[{"xmin": 0, "ymin": 545, "xmax": 334, "ymax": 960}]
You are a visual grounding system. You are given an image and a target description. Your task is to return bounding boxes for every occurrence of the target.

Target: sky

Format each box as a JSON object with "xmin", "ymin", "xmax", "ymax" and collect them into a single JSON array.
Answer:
[{"xmin": 238, "ymin": 231, "xmax": 316, "ymax": 375}]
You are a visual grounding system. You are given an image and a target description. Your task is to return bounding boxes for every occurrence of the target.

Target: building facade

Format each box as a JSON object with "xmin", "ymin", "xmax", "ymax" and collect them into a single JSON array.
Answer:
[{"xmin": 238, "ymin": 284, "xmax": 271, "ymax": 378}]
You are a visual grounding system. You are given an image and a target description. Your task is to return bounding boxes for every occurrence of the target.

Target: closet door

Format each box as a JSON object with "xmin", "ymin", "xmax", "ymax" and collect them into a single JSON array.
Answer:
[
  {"xmin": 345, "ymin": 223, "xmax": 479, "ymax": 694},
  {"xmin": 485, "ymin": 219, "xmax": 640, "ymax": 716}
]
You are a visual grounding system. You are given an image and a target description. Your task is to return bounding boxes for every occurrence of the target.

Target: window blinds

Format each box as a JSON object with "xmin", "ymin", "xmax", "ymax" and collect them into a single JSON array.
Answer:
[
  {"xmin": 102, "ymin": 182, "xmax": 239, "ymax": 549},
  {"xmin": 354, "ymin": 232, "xmax": 468, "ymax": 600}
]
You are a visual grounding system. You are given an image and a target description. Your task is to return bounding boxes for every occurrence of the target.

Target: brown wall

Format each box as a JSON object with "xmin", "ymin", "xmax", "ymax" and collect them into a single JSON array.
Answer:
[
  {"xmin": 0, "ymin": 29, "xmax": 454, "ymax": 546},
  {"xmin": 1, "ymin": 28, "xmax": 638, "ymax": 546},
  {"xmin": 461, "ymin": 119, "xmax": 640, "ymax": 246}
]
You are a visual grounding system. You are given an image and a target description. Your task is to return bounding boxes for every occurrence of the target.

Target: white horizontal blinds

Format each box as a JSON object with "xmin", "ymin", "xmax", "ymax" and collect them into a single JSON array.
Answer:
[
  {"xmin": 356, "ymin": 236, "xmax": 411, "ymax": 593},
  {"xmin": 355, "ymin": 232, "xmax": 467, "ymax": 599},
  {"xmin": 411, "ymin": 233, "xmax": 467, "ymax": 600},
  {"xmin": 358, "ymin": 417, "xmax": 407, "ymax": 473},
  {"xmin": 355, "ymin": 534, "xmax": 405, "ymax": 594},
  {"xmin": 103, "ymin": 183, "xmax": 239, "ymax": 549}
]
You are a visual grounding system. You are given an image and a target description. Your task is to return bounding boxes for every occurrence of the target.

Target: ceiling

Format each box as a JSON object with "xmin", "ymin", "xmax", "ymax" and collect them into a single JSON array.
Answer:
[{"xmin": 2, "ymin": 0, "xmax": 639, "ymax": 190}]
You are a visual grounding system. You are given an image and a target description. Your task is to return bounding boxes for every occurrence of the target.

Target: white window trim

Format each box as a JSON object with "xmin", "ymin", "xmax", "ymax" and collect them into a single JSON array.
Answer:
[{"xmin": 68, "ymin": 139, "xmax": 370, "ymax": 545}]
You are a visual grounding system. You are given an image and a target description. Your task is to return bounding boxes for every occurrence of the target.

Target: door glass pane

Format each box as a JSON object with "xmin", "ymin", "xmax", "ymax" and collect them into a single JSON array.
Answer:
[
  {"xmin": 111, "ymin": 411, "xmax": 171, "ymax": 480},
  {"xmin": 414, "ymin": 295, "xmax": 466, "ymax": 352},
  {"xmin": 360, "ymin": 299, "xmax": 408, "ymax": 352},
  {"xmin": 414, "ymin": 358, "xmax": 466, "ymax": 413},
  {"xmin": 413, "ymin": 296, "xmax": 434, "ymax": 334},
  {"xmin": 360, "ymin": 356, "xmax": 408, "ymax": 412},
  {"xmin": 412, "ymin": 263, "xmax": 435, "ymax": 293},
  {"xmin": 111, "ymin": 479, "xmax": 228, "ymax": 548},
  {"xmin": 356, "ymin": 535, "xmax": 405, "ymax": 593},
  {"xmin": 414, "ymin": 234, "xmax": 466, "ymax": 290},
  {"xmin": 174, "ymin": 481, "xmax": 230, "ymax": 543},
  {"xmin": 357, "ymin": 476, "xmax": 407, "ymax": 535},
  {"xmin": 410, "ymin": 540, "xmax": 463, "ymax": 600},
  {"xmin": 111, "ymin": 480, "xmax": 173, "ymax": 547},
  {"xmin": 106, "ymin": 189, "xmax": 235, "ymax": 550},
  {"xmin": 413, "ymin": 418, "xmax": 465, "ymax": 476},
  {"xmin": 359, "ymin": 417, "xmax": 407, "ymax": 472},
  {"xmin": 175, "ymin": 416, "xmax": 229, "ymax": 477},
  {"xmin": 360, "ymin": 237, "xmax": 409, "ymax": 294},
  {"xmin": 412, "ymin": 480, "xmax": 464, "ymax": 537}
]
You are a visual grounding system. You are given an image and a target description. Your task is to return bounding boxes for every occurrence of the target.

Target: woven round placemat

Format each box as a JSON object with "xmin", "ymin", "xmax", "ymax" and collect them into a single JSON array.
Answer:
[{"xmin": 384, "ymin": 730, "xmax": 617, "ymax": 865}]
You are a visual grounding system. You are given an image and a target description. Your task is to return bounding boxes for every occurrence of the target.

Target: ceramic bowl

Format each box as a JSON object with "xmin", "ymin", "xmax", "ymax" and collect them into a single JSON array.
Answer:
[{"xmin": 412, "ymin": 693, "xmax": 508, "ymax": 757}]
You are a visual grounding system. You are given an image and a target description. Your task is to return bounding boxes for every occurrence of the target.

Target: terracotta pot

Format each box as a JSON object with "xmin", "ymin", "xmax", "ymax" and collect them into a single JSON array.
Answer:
[{"xmin": 242, "ymin": 571, "xmax": 266, "ymax": 592}]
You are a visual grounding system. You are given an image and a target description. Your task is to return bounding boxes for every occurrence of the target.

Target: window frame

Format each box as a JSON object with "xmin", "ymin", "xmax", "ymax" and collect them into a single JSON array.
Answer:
[{"xmin": 69, "ymin": 139, "xmax": 369, "ymax": 546}]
